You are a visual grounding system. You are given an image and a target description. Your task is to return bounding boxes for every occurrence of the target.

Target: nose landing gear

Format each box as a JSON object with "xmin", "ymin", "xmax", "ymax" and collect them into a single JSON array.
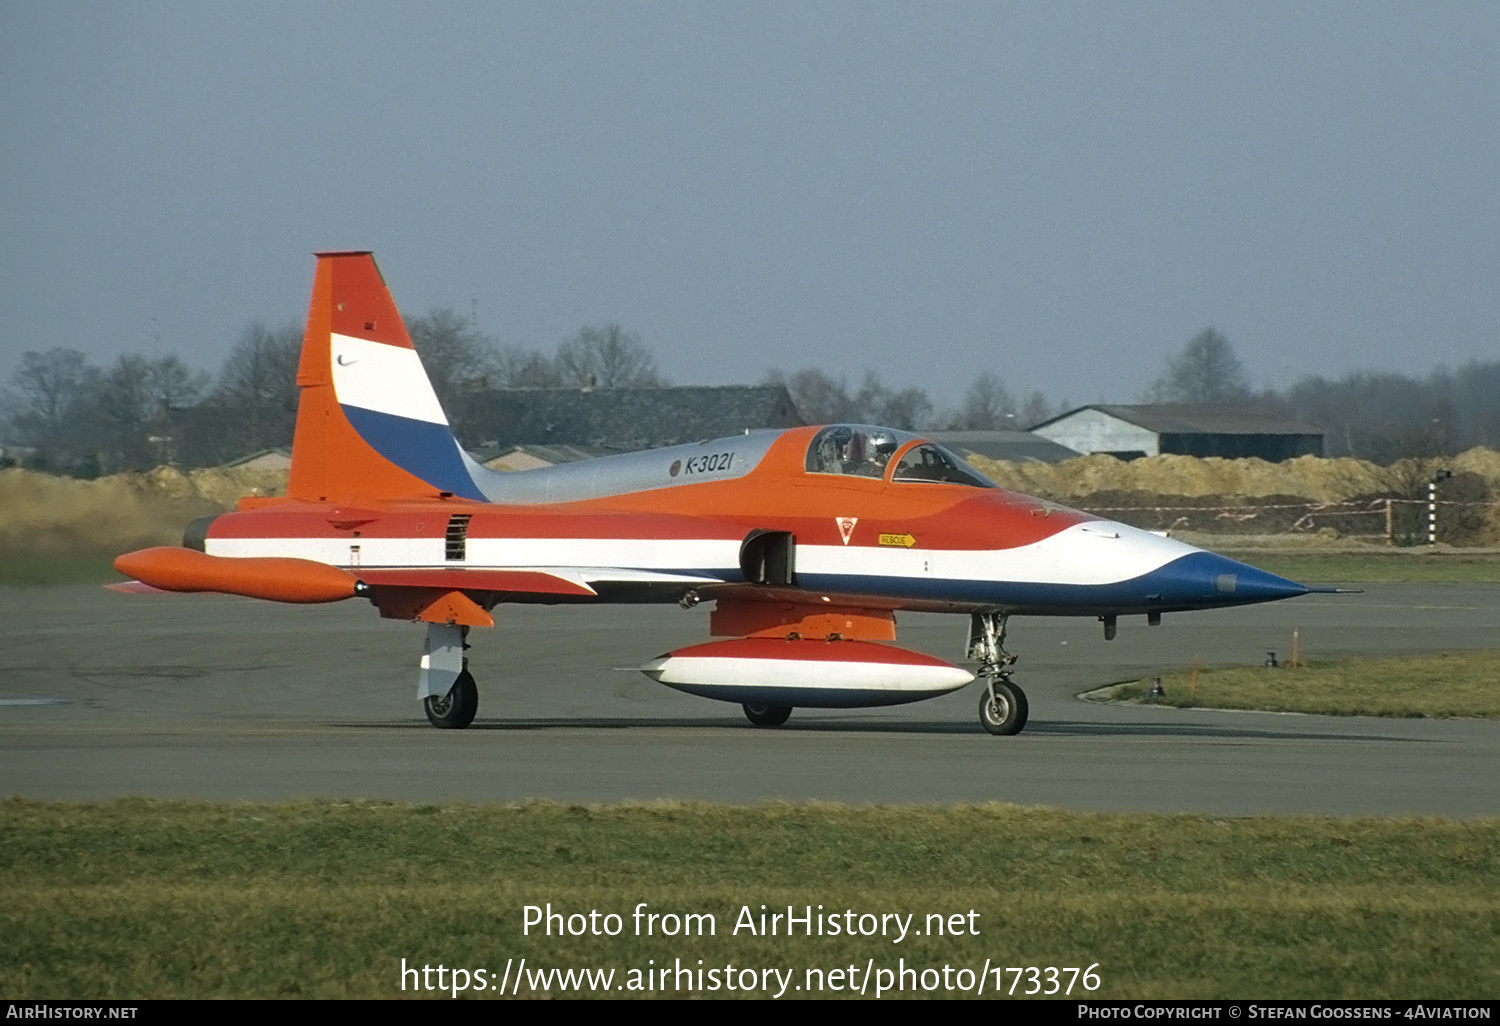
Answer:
[
  {"xmin": 978, "ymin": 678, "xmax": 1028, "ymax": 735},
  {"xmin": 968, "ymin": 612, "xmax": 1028, "ymax": 736}
]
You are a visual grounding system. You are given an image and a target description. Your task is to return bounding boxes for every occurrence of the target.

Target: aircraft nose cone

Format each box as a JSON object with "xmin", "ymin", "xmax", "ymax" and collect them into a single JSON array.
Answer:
[{"xmin": 1152, "ymin": 551, "xmax": 1310, "ymax": 607}]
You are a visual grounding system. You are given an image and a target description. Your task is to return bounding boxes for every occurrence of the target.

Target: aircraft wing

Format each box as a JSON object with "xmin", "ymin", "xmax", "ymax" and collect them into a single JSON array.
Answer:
[
  {"xmin": 353, "ymin": 567, "xmax": 598, "ymax": 596},
  {"xmin": 568, "ymin": 568, "xmax": 727, "ymax": 587},
  {"xmin": 109, "ymin": 548, "xmax": 729, "ymax": 604},
  {"xmin": 357, "ymin": 570, "xmax": 726, "ymax": 600},
  {"xmin": 356, "ymin": 565, "xmax": 728, "ymax": 597}
]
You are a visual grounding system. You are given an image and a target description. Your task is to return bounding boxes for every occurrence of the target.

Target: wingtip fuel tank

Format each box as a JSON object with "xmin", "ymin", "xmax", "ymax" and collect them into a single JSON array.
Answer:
[{"xmin": 114, "ymin": 547, "xmax": 360, "ymax": 604}]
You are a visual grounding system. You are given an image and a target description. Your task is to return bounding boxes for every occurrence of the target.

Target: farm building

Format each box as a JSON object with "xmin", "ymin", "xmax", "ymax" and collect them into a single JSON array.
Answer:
[{"xmin": 1031, "ymin": 405, "xmax": 1324, "ymax": 461}]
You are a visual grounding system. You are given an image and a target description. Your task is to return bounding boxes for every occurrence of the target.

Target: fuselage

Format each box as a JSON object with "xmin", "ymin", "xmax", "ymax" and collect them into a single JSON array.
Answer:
[{"xmin": 195, "ymin": 423, "xmax": 1308, "ymax": 618}]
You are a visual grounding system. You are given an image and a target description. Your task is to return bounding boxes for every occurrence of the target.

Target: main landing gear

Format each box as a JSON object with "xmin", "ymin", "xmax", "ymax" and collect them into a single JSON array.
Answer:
[
  {"xmin": 420, "ymin": 623, "xmax": 478, "ymax": 729},
  {"xmin": 968, "ymin": 612, "xmax": 1028, "ymax": 736},
  {"xmin": 742, "ymin": 702, "xmax": 792, "ymax": 727},
  {"xmin": 425, "ymin": 670, "xmax": 478, "ymax": 729}
]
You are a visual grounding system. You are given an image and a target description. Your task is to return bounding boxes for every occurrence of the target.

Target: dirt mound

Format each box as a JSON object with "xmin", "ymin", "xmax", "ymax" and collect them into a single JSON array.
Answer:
[
  {"xmin": 1452, "ymin": 447, "xmax": 1500, "ymax": 482},
  {"xmin": 0, "ymin": 466, "xmax": 288, "ymax": 557},
  {"xmin": 971, "ymin": 447, "xmax": 1500, "ymax": 504}
]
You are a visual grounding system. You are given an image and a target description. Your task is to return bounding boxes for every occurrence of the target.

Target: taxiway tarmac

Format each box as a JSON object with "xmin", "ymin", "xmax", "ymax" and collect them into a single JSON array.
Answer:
[{"xmin": 2, "ymin": 582, "xmax": 1497, "ymax": 815}]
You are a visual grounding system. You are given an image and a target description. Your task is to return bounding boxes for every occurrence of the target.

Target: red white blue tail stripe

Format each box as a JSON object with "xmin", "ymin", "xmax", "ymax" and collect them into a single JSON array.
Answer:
[{"xmin": 330, "ymin": 332, "xmax": 488, "ymax": 501}]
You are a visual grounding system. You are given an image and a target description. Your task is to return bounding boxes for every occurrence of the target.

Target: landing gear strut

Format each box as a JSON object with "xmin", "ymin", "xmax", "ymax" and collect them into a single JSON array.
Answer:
[
  {"xmin": 419, "ymin": 623, "xmax": 478, "ymax": 729},
  {"xmin": 968, "ymin": 612, "xmax": 1028, "ymax": 736}
]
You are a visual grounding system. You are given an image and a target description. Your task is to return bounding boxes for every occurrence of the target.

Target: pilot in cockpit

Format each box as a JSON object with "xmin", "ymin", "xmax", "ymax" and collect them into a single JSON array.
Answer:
[
  {"xmin": 808, "ymin": 425, "xmax": 903, "ymax": 478},
  {"xmin": 842, "ymin": 428, "xmax": 895, "ymax": 477},
  {"xmin": 868, "ymin": 430, "xmax": 898, "ymax": 471}
]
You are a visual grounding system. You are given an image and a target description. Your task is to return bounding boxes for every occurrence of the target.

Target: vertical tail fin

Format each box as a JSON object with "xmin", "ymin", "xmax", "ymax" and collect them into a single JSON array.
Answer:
[{"xmin": 287, "ymin": 252, "xmax": 485, "ymax": 503}]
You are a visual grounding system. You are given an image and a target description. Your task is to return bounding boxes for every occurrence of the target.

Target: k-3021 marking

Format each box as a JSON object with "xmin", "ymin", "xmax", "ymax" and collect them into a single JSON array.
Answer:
[{"xmin": 683, "ymin": 453, "xmax": 734, "ymax": 475}]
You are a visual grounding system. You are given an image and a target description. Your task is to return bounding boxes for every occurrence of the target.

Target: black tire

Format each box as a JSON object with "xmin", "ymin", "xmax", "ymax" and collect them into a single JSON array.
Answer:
[
  {"xmin": 978, "ymin": 679, "xmax": 1028, "ymax": 736},
  {"xmin": 425, "ymin": 670, "xmax": 478, "ymax": 729},
  {"xmin": 742, "ymin": 702, "xmax": 792, "ymax": 727}
]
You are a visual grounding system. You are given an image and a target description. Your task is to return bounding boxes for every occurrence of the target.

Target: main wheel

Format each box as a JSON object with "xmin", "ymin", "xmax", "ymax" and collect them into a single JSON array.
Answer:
[
  {"xmin": 742, "ymin": 702, "xmax": 792, "ymax": 727},
  {"xmin": 424, "ymin": 670, "xmax": 478, "ymax": 729},
  {"xmin": 978, "ymin": 679, "xmax": 1028, "ymax": 736}
]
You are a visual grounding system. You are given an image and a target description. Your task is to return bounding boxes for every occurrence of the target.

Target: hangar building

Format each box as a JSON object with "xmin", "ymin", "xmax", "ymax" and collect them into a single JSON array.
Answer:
[{"xmin": 1031, "ymin": 405, "xmax": 1324, "ymax": 461}]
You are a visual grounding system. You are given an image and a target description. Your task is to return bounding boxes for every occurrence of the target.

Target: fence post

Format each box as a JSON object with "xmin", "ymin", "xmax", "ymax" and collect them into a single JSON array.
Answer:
[
  {"xmin": 1428, "ymin": 483, "xmax": 1437, "ymax": 545},
  {"xmin": 1428, "ymin": 469, "xmax": 1452, "ymax": 546},
  {"xmin": 1385, "ymin": 498, "xmax": 1394, "ymax": 546}
]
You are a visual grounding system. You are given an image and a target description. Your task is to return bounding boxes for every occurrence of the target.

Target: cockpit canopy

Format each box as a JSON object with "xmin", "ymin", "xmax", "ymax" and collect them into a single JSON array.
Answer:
[{"xmin": 804, "ymin": 425, "xmax": 998, "ymax": 488}]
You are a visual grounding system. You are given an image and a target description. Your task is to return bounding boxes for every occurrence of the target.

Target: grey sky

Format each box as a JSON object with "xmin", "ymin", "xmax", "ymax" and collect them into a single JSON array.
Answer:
[{"xmin": 3, "ymin": 2, "xmax": 1496, "ymax": 411}]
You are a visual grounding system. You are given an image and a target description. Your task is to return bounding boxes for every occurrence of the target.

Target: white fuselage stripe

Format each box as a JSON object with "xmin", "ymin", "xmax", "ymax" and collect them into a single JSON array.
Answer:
[
  {"xmin": 206, "ymin": 521, "xmax": 1197, "ymax": 586},
  {"xmin": 797, "ymin": 522, "xmax": 1198, "ymax": 586},
  {"xmin": 208, "ymin": 536, "xmax": 739, "ymax": 570}
]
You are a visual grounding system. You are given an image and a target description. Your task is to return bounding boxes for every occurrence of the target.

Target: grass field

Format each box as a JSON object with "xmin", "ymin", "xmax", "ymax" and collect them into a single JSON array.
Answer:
[
  {"xmin": 1218, "ymin": 548, "xmax": 1500, "ymax": 584},
  {"xmin": 2, "ymin": 800, "xmax": 1497, "ymax": 1000},
  {"xmin": 1096, "ymin": 650, "xmax": 1500, "ymax": 719},
  {"xmin": 0, "ymin": 551, "xmax": 124, "ymax": 587}
]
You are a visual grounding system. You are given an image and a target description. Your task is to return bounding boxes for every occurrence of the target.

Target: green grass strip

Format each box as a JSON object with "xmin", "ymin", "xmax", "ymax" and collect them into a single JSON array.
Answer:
[
  {"xmin": 2, "ymin": 800, "xmax": 1497, "ymax": 999},
  {"xmin": 1219, "ymin": 550, "xmax": 1500, "ymax": 584},
  {"xmin": 1103, "ymin": 650, "xmax": 1500, "ymax": 718},
  {"xmin": 0, "ymin": 552, "xmax": 123, "ymax": 587}
]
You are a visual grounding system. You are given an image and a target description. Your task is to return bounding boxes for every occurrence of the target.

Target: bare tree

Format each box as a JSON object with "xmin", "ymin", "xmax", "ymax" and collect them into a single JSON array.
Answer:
[
  {"xmin": 854, "ymin": 372, "xmax": 935, "ymax": 430},
  {"xmin": 90, "ymin": 355, "xmax": 156, "ymax": 471},
  {"xmin": 5, "ymin": 349, "xmax": 212, "ymax": 472},
  {"xmin": 951, "ymin": 372, "xmax": 1016, "ymax": 429},
  {"xmin": 1270, "ymin": 369, "xmax": 1458, "ymax": 462},
  {"xmin": 876, "ymin": 386, "xmax": 934, "ymax": 431},
  {"xmin": 767, "ymin": 369, "xmax": 857, "ymax": 424},
  {"xmin": 145, "ymin": 356, "xmax": 209, "ymax": 418},
  {"xmin": 1451, "ymin": 360, "xmax": 1500, "ymax": 450},
  {"xmin": 1150, "ymin": 328, "xmax": 1251, "ymax": 403},
  {"xmin": 852, "ymin": 372, "xmax": 889, "ymax": 423},
  {"xmin": 766, "ymin": 368, "xmax": 937, "ymax": 429},
  {"xmin": 206, "ymin": 320, "xmax": 303, "ymax": 459},
  {"xmin": 7, "ymin": 348, "xmax": 99, "ymax": 443},
  {"xmin": 100, "ymin": 355, "xmax": 154, "ymax": 425},
  {"xmin": 1018, "ymin": 390, "xmax": 1054, "ymax": 428},
  {"xmin": 495, "ymin": 345, "xmax": 562, "ymax": 387},
  {"xmin": 214, "ymin": 320, "xmax": 302, "ymax": 411},
  {"xmin": 556, "ymin": 324, "xmax": 661, "ymax": 388}
]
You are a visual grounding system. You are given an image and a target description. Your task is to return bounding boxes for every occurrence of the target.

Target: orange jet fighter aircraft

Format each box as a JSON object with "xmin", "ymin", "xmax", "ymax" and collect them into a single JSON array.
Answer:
[{"xmin": 115, "ymin": 252, "xmax": 1320, "ymax": 735}]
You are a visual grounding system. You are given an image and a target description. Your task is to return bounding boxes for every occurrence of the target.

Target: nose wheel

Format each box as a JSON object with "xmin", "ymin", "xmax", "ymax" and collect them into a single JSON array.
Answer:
[
  {"xmin": 970, "ymin": 611, "xmax": 1028, "ymax": 736},
  {"xmin": 978, "ymin": 678, "xmax": 1027, "ymax": 735}
]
